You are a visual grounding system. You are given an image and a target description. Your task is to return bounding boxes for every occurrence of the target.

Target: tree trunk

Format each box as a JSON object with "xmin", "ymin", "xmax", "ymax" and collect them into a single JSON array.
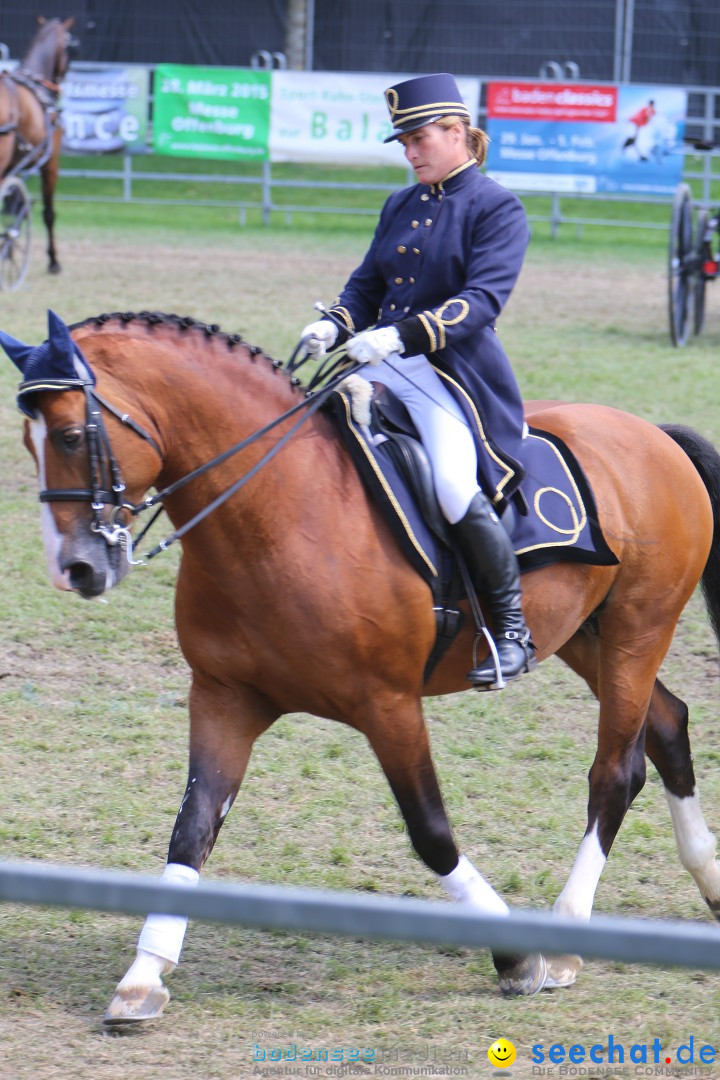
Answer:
[{"xmin": 284, "ymin": 0, "xmax": 308, "ymax": 70}]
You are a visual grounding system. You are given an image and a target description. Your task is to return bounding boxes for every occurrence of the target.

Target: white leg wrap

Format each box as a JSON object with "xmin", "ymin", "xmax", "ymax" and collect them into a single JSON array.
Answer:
[
  {"xmin": 554, "ymin": 823, "xmax": 606, "ymax": 920},
  {"xmin": 116, "ymin": 947, "xmax": 171, "ymax": 990},
  {"xmin": 136, "ymin": 862, "xmax": 200, "ymax": 965},
  {"xmin": 440, "ymin": 855, "xmax": 509, "ymax": 916},
  {"xmin": 666, "ymin": 789, "xmax": 720, "ymax": 902}
]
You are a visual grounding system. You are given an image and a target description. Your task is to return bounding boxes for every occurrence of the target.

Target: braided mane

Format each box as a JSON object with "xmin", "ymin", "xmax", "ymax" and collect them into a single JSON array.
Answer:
[{"xmin": 70, "ymin": 310, "xmax": 306, "ymax": 390}]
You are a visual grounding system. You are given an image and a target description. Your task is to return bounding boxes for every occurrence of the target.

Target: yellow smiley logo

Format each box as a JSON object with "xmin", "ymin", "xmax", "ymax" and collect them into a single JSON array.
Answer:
[{"xmin": 488, "ymin": 1039, "xmax": 517, "ymax": 1068}]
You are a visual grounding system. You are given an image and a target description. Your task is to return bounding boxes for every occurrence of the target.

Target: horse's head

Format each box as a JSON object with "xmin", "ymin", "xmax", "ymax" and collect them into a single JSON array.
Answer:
[
  {"xmin": 2, "ymin": 310, "xmax": 162, "ymax": 598},
  {"xmin": 28, "ymin": 16, "xmax": 78, "ymax": 84}
]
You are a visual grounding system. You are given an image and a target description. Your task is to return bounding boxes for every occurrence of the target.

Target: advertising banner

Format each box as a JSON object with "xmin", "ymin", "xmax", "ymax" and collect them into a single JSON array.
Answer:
[
  {"xmin": 153, "ymin": 64, "xmax": 271, "ymax": 160},
  {"xmin": 61, "ymin": 65, "xmax": 149, "ymax": 153},
  {"xmin": 485, "ymin": 81, "xmax": 686, "ymax": 195},
  {"xmin": 269, "ymin": 71, "xmax": 481, "ymax": 167}
]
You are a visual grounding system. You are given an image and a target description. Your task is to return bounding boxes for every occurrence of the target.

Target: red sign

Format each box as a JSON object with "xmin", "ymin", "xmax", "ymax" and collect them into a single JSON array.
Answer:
[{"xmin": 487, "ymin": 82, "xmax": 618, "ymax": 123}]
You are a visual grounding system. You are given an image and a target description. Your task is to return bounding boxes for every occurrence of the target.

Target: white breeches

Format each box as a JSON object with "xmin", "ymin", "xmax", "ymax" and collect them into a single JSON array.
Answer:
[{"xmin": 357, "ymin": 352, "xmax": 480, "ymax": 524}]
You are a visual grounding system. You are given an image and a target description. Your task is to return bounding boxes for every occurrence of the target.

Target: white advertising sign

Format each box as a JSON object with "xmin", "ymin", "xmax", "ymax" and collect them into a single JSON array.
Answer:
[{"xmin": 269, "ymin": 71, "xmax": 481, "ymax": 166}]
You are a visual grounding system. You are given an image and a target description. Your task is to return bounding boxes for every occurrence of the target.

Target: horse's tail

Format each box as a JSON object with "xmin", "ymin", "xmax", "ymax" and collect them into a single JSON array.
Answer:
[{"xmin": 660, "ymin": 423, "xmax": 720, "ymax": 642}]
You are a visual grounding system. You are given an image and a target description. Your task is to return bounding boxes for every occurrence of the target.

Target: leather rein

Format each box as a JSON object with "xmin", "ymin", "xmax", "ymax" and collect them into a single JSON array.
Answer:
[{"xmin": 19, "ymin": 348, "xmax": 356, "ymax": 565}]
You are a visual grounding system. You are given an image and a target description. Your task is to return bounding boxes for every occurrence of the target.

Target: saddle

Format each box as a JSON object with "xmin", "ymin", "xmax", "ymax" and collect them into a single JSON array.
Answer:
[{"xmin": 325, "ymin": 377, "xmax": 618, "ymax": 680}]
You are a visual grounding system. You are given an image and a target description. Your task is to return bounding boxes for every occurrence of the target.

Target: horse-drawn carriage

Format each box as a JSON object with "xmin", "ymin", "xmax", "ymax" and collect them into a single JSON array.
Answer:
[
  {"xmin": 668, "ymin": 181, "xmax": 720, "ymax": 345},
  {"xmin": 0, "ymin": 17, "xmax": 76, "ymax": 291}
]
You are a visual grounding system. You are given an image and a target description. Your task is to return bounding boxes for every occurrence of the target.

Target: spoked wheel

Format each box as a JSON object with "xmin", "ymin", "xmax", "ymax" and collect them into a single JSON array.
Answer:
[
  {"xmin": 694, "ymin": 208, "xmax": 709, "ymax": 336},
  {"xmin": 668, "ymin": 182, "xmax": 695, "ymax": 346},
  {"xmin": 0, "ymin": 175, "xmax": 31, "ymax": 292}
]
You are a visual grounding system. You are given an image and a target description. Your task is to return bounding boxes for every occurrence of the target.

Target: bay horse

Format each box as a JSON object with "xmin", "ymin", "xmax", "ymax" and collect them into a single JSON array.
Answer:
[
  {"xmin": 0, "ymin": 17, "xmax": 77, "ymax": 274},
  {"xmin": 4, "ymin": 309, "xmax": 720, "ymax": 1024}
]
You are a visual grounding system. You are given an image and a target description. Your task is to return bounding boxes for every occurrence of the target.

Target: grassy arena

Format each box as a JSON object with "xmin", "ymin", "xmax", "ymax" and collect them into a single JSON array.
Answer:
[{"xmin": 1, "ymin": 185, "xmax": 720, "ymax": 1078}]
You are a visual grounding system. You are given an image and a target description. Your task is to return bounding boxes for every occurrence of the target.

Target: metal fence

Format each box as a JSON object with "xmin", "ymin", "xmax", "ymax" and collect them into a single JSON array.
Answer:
[{"xmin": 2, "ymin": 857, "xmax": 720, "ymax": 971}]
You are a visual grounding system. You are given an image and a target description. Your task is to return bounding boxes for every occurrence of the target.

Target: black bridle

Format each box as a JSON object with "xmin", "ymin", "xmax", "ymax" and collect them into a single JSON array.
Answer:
[
  {"xmin": 19, "ymin": 348, "xmax": 358, "ymax": 564},
  {"xmin": 19, "ymin": 376, "xmax": 162, "ymax": 555}
]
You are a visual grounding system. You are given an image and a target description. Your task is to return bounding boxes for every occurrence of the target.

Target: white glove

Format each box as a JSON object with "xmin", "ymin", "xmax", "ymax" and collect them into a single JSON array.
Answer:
[
  {"xmin": 346, "ymin": 325, "xmax": 404, "ymax": 366},
  {"xmin": 301, "ymin": 319, "xmax": 338, "ymax": 358}
]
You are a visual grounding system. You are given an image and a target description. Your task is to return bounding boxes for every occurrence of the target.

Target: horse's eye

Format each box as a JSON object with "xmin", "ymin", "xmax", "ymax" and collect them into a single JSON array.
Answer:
[{"xmin": 61, "ymin": 427, "xmax": 84, "ymax": 448}]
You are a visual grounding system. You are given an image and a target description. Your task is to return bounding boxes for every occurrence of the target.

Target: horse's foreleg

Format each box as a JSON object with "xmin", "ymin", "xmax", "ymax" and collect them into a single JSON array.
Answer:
[
  {"xmin": 365, "ymin": 700, "xmax": 548, "ymax": 996},
  {"xmin": 645, "ymin": 678, "xmax": 720, "ymax": 916},
  {"xmin": 40, "ymin": 134, "xmax": 61, "ymax": 274},
  {"xmin": 105, "ymin": 678, "xmax": 277, "ymax": 1025}
]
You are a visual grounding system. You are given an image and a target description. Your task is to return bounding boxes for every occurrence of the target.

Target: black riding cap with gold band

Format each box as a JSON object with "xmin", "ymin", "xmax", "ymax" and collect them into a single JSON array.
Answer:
[{"xmin": 383, "ymin": 72, "xmax": 471, "ymax": 143}]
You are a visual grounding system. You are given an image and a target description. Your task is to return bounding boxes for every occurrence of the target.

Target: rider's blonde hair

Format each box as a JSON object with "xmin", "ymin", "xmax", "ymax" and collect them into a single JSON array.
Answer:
[{"xmin": 436, "ymin": 115, "xmax": 490, "ymax": 167}]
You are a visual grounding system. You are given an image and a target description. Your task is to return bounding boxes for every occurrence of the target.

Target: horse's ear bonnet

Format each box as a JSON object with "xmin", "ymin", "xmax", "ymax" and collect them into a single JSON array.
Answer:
[{"xmin": 0, "ymin": 309, "xmax": 94, "ymax": 418}]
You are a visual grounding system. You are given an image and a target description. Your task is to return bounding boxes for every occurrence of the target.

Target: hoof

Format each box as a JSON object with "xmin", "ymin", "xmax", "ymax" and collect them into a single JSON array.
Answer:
[
  {"xmin": 543, "ymin": 953, "xmax": 583, "ymax": 989},
  {"xmin": 705, "ymin": 896, "xmax": 720, "ymax": 922},
  {"xmin": 495, "ymin": 952, "xmax": 548, "ymax": 996},
  {"xmin": 103, "ymin": 984, "xmax": 170, "ymax": 1026},
  {"xmin": 48, "ymin": 262, "xmax": 61, "ymax": 275}
]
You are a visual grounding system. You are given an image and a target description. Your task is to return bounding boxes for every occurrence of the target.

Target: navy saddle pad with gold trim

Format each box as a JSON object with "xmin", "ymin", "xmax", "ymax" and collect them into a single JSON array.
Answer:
[{"xmin": 326, "ymin": 388, "xmax": 618, "ymax": 592}]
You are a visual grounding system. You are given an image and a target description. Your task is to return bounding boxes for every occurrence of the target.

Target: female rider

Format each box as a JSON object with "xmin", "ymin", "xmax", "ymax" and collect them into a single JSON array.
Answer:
[{"xmin": 301, "ymin": 72, "xmax": 535, "ymax": 689}]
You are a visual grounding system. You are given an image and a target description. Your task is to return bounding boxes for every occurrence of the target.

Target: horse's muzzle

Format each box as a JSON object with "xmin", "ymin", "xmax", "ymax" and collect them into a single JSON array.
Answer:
[{"xmin": 59, "ymin": 529, "xmax": 129, "ymax": 598}]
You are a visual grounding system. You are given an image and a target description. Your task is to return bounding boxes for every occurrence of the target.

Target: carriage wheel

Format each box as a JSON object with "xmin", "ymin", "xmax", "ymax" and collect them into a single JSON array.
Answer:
[
  {"xmin": 0, "ymin": 176, "xmax": 31, "ymax": 292},
  {"xmin": 667, "ymin": 183, "xmax": 695, "ymax": 346},
  {"xmin": 693, "ymin": 208, "xmax": 712, "ymax": 337}
]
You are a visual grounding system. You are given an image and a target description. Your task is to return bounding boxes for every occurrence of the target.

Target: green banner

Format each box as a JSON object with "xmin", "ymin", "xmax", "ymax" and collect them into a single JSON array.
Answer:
[{"xmin": 153, "ymin": 64, "xmax": 270, "ymax": 160}]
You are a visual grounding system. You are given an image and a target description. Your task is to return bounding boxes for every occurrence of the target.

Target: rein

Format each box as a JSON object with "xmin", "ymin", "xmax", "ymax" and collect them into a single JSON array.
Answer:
[
  {"xmin": 139, "ymin": 360, "xmax": 354, "ymax": 559},
  {"xmin": 22, "ymin": 346, "xmax": 358, "ymax": 564}
]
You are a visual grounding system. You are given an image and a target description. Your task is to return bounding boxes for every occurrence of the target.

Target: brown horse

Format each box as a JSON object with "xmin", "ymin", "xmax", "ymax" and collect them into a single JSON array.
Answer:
[
  {"xmin": 0, "ymin": 17, "xmax": 76, "ymax": 273},
  {"xmin": 4, "ymin": 310, "xmax": 720, "ymax": 1023}
]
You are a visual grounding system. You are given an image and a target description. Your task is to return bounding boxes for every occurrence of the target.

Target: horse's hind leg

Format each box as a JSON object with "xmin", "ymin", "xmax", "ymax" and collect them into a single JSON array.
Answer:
[
  {"xmin": 645, "ymin": 678, "xmax": 720, "ymax": 916},
  {"xmin": 364, "ymin": 698, "xmax": 548, "ymax": 996},
  {"xmin": 40, "ymin": 131, "xmax": 62, "ymax": 273},
  {"xmin": 105, "ymin": 676, "xmax": 277, "ymax": 1025},
  {"xmin": 534, "ymin": 627, "xmax": 654, "ymax": 989},
  {"xmin": 558, "ymin": 634, "xmax": 720, "ymax": 919}
]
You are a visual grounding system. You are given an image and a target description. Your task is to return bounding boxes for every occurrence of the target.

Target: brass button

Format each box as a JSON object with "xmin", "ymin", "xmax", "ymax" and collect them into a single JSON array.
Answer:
[
  {"xmin": 438, "ymin": 194, "xmax": 443, "ymax": 201},
  {"xmin": 413, "ymin": 247, "xmax": 420, "ymax": 254},
  {"xmin": 409, "ymin": 277, "xmax": 415, "ymax": 284},
  {"xmin": 403, "ymin": 306, "xmax": 410, "ymax": 313},
  {"xmin": 420, "ymin": 193, "xmax": 430, "ymax": 201},
  {"xmin": 411, "ymin": 220, "xmax": 419, "ymax": 228},
  {"xmin": 394, "ymin": 277, "xmax": 403, "ymax": 285},
  {"xmin": 424, "ymin": 218, "xmax": 432, "ymax": 226},
  {"xmin": 389, "ymin": 303, "xmax": 396, "ymax": 311},
  {"xmin": 397, "ymin": 244, "xmax": 406, "ymax": 253}
]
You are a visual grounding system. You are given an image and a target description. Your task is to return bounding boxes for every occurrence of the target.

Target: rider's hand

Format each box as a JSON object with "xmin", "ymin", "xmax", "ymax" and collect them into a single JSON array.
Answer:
[
  {"xmin": 346, "ymin": 326, "xmax": 404, "ymax": 366},
  {"xmin": 301, "ymin": 319, "xmax": 338, "ymax": 358}
]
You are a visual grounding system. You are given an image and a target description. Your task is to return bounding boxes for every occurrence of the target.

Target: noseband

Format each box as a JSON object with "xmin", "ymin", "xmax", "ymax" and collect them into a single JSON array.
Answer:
[{"xmin": 18, "ymin": 376, "xmax": 162, "ymax": 548}]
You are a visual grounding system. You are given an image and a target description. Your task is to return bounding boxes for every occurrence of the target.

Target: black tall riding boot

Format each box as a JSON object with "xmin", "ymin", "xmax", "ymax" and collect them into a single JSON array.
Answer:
[{"xmin": 452, "ymin": 491, "xmax": 536, "ymax": 688}]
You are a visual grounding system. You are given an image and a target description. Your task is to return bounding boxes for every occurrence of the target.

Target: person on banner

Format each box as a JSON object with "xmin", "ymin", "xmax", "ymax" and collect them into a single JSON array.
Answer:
[
  {"xmin": 622, "ymin": 99, "xmax": 656, "ymax": 159},
  {"xmin": 300, "ymin": 72, "xmax": 536, "ymax": 690}
]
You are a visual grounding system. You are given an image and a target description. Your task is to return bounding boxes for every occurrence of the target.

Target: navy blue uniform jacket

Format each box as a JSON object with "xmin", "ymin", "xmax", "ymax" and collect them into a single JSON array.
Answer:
[{"xmin": 327, "ymin": 160, "xmax": 530, "ymax": 507}]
